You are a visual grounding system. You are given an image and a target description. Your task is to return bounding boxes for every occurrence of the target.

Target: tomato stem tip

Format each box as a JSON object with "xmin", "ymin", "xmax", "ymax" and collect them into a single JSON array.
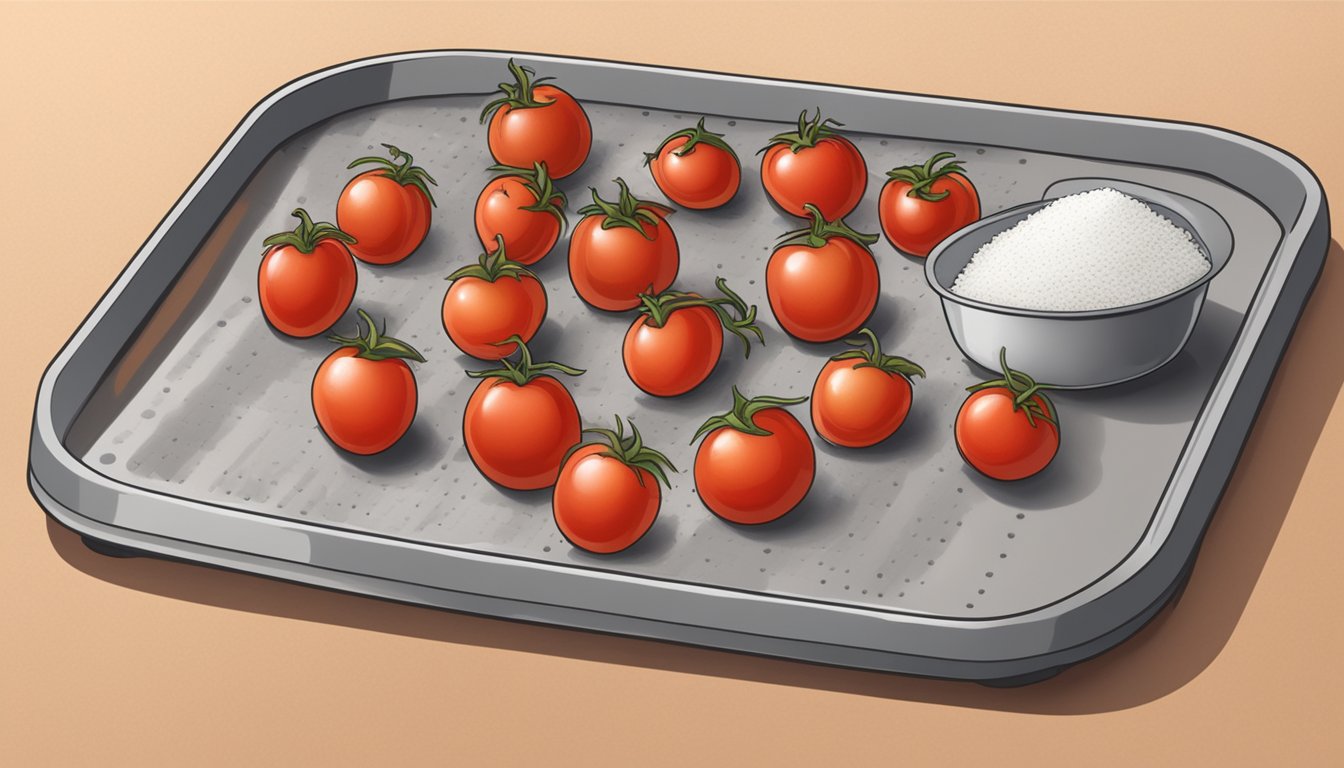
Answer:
[
  {"xmin": 570, "ymin": 415, "xmax": 678, "ymax": 489},
  {"xmin": 347, "ymin": 143, "xmax": 439, "ymax": 206},
  {"xmin": 466, "ymin": 336, "xmax": 585, "ymax": 386},
  {"xmin": 480, "ymin": 58, "xmax": 560, "ymax": 123},
  {"xmin": 965, "ymin": 347, "xmax": 1058, "ymax": 428},
  {"xmin": 886, "ymin": 152, "xmax": 969, "ymax": 203},
  {"xmin": 634, "ymin": 277, "xmax": 764, "ymax": 356},
  {"xmin": 831, "ymin": 327, "xmax": 925, "ymax": 380},
  {"xmin": 577, "ymin": 178, "xmax": 675, "ymax": 239},
  {"xmin": 646, "ymin": 117, "xmax": 740, "ymax": 165},
  {"xmin": 762, "ymin": 108, "xmax": 845, "ymax": 154},
  {"xmin": 691, "ymin": 386, "xmax": 807, "ymax": 444},
  {"xmin": 446, "ymin": 234, "xmax": 538, "ymax": 284},
  {"xmin": 327, "ymin": 309, "xmax": 427, "ymax": 363},
  {"xmin": 262, "ymin": 207, "xmax": 357, "ymax": 255},
  {"xmin": 777, "ymin": 204, "xmax": 879, "ymax": 252}
]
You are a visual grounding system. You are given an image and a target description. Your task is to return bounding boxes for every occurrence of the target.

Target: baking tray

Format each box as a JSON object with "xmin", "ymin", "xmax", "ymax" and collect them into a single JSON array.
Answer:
[{"xmin": 28, "ymin": 51, "xmax": 1328, "ymax": 684}]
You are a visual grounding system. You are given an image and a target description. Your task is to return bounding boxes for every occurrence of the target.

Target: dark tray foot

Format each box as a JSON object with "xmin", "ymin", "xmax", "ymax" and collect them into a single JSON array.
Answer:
[
  {"xmin": 978, "ymin": 665, "xmax": 1065, "ymax": 688},
  {"xmin": 81, "ymin": 536, "xmax": 146, "ymax": 559}
]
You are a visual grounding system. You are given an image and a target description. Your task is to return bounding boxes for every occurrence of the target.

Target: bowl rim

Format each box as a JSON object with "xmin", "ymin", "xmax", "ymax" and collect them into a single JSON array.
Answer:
[{"xmin": 924, "ymin": 186, "xmax": 1232, "ymax": 320}]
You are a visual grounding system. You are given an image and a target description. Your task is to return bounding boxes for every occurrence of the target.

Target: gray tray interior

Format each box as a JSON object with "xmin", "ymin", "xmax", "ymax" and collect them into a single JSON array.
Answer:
[{"xmin": 63, "ymin": 92, "xmax": 1281, "ymax": 621}]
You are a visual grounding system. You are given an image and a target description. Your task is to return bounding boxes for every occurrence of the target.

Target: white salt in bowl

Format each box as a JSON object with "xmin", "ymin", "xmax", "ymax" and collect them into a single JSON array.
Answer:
[{"xmin": 925, "ymin": 180, "xmax": 1231, "ymax": 388}]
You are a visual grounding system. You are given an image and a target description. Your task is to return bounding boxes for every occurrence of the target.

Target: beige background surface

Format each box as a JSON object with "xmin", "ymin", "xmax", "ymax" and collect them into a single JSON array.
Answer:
[{"xmin": 3, "ymin": 1, "xmax": 1342, "ymax": 765}]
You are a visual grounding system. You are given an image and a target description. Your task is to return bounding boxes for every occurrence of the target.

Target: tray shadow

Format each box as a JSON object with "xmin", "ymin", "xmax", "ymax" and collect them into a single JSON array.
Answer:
[{"xmin": 44, "ymin": 240, "xmax": 1344, "ymax": 715}]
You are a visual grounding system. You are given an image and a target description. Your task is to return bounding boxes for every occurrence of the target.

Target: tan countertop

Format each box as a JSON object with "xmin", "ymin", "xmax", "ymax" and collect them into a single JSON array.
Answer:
[{"xmin": 3, "ymin": 2, "xmax": 1341, "ymax": 765}]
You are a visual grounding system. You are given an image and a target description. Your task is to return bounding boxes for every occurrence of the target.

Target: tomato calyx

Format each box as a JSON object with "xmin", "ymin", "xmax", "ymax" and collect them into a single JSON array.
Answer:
[
  {"xmin": 761, "ymin": 108, "xmax": 845, "ymax": 154},
  {"xmin": 466, "ymin": 336, "xmax": 585, "ymax": 386},
  {"xmin": 347, "ymin": 143, "xmax": 439, "ymax": 207},
  {"xmin": 777, "ymin": 204, "xmax": 880, "ymax": 252},
  {"xmin": 447, "ymin": 234, "xmax": 538, "ymax": 284},
  {"xmin": 568, "ymin": 415, "xmax": 678, "ymax": 489},
  {"xmin": 886, "ymin": 152, "xmax": 968, "ymax": 203},
  {"xmin": 488, "ymin": 161, "xmax": 569, "ymax": 230},
  {"xmin": 635, "ymin": 277, "xmax": 764, "ymax": 356},
  {"xmin": 578, "ymin": 178, "xmax": 676, "ymax": 240},
  {"xmin": 832, "ymin": 327, "xmax": 925, "ymax": 381},
  {"xmin": 691, "ymin": 387, "xmax": 808, "ymax": 443},
  {"xmin": 262, "ymin": 208, "xmax": 357, "ymax": 254},
  {"xmin": 966, "ymin": 347, "xmax": 1059, "ymax": 428},
  {"xmin": 643, "ymin": 117, "xmax": 740, "ymax": 165},
  {"xmin": 328, "ymin": 309, "xmax": 427, "ymax": 363},
  {"xmin": 480, "ymin": 58, "xmax": 558, "ymax": 121}
]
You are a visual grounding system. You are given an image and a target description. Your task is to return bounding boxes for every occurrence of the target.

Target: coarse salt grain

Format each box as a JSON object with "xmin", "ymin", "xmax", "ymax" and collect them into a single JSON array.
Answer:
[{"xmin": 950, "ymin": 188, "xmax": 1210, "ymax": 311}]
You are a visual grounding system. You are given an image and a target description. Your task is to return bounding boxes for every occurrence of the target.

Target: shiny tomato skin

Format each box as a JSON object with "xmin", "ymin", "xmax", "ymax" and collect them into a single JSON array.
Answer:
[
  {"xmin": 442, "ymin": 274, "xmax": 546, "ymax": 360},
  {"xmin": 258, "ymin": 240, "xmax": 357, "ymax": 338},
  {"xmin": 464, "ymin": 376, "xmax": 581, "ymax": 490},
  {"xmin": 487, "ymin": 86, "xmax": 592, "ymax": 179},
  {"xmin": 955, "ymin": 389, "xmax": 1059, "ymax": 481},
  {"xmin": 766, "ymin": 238, "xmax": 878, "ymax": 343},
  {"xmin": 312, "ymin": 347, "xmax": 418, "ymax": 455},
  {"xmin": 553, "ymin": 444, "xmax": 660, "ymax": 553},
  {"xmin": 474, "ymin": 175, "xmax": 562, "ymax": 265},
  {"xmin": 811, "ymin": 360, "xmax": 914, "ymax": 448},
  {"xmin": 337, "ymin": 171, "xmax": 432, "ymax": 265},
  {"xmin": 649, "ymin": 136, "xmax": 741, "ymax": 209},
  {"xmin": 623, "ymin": 305, "xmax": 724, "ymax": 397},
  {"xmin": 879, "ymin": 173, "xmax": 980, "ymax": 258},
  {"xmin": 694, "ymin": 408, "xmax": 815, "ymax": 525},
  {"xmin": 569, "ymin": 215, "xmax": 679, "ymax": 311},
  {"xmin": 760, "ymin": 137, "xmax": 867, "ymax": 220}
]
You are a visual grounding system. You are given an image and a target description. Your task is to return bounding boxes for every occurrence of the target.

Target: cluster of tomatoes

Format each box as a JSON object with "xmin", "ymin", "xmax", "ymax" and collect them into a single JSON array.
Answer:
[
  {"xmin": 255, "ymin": 59, "xmax": 1064, "ymax": 555},
  {"xmin": 257, "ymin": 142, "xmax": 437, "ymax": 455}
]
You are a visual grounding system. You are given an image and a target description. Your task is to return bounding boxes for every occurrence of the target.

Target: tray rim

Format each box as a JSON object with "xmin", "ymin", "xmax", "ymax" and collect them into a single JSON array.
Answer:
[{"xmin": 26, "ymin": 49, "xmax": 1331, "ymax": 679}]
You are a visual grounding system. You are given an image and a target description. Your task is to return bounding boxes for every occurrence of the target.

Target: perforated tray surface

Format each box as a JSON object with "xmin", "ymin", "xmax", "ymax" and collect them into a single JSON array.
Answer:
[{"xmin": 31, "ymin": 52, "xmax": 1328, "ymax": 681}]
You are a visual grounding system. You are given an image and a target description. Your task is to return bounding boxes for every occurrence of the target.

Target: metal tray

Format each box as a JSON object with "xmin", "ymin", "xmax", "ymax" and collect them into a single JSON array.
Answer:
[{"xmin": 28, "ymin": 51, "xmax": 1328, "ymax": 684}]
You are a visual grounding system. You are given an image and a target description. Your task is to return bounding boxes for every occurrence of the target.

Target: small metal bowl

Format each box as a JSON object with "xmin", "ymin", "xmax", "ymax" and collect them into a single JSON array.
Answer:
[{"xmin": 924, "ymin": 178, "xmax": 1233, "ymax": 389}]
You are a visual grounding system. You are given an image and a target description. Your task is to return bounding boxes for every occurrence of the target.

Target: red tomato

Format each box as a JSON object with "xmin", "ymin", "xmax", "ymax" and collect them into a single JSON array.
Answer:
[
  {"xmin": 760, "ymin": 109, "xmax": 867, "ymax": 219},
  {"xmin": 474, "ymin": 162, "xmax": 567, "ymax": 265},
  {"xmin": 312, "ymin": 310, "xmax": 425, "ymax": 455},
  {"xmin": 646, "ymin": 118, "xmax": 741, "ymax": 209},
  {"xmin": 337, "ymin": 143, "xmax": 437, "ymax": 265},
  {"xmin": 481, "ymin": 59, "xmax": 591, "ymax": 179},
  {"xmin": 622, "ymin": 278, "xmax": 762, "ymax": 397},
  {"xmin": 693, "ymin": 389, "xmax": 815, "ymax": 525},
  {"xmin": 569, "ymin": 178, "xmax": 679, "ymax": 311},
  {"xmin": 257, "ymin": 208, "xmax": 357, "ymax": 338},
  {"xmin": 811, "ymin": 328, "xmax": 925, "ymax": 448},
  {"xmin": 955, "ymin": 350, "xmax": 1060, "ymax": 481},
  {"xmin": 442, "ymin": 236, "xmax": 547, "ymax": 359},
  {"xmin": 766, "ymin": 206, "xmax": 881, "ymax": 342},
  {"xmin": 552, "ymin": 416, "xmax": 677, "ymax": 554},
  {"xmin": 463, "ymin": 339, "xmax": 584, "ymax": 490},
  {"xmin": 879, "ymin": 152, "xmax": 981, "ymax": 258}
]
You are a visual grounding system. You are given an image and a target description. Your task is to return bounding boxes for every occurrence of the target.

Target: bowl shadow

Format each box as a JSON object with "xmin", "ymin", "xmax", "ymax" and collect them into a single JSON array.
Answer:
[{"xmin": 43, "ymin": 241, "xmax": 1344, "ymax": 715}]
